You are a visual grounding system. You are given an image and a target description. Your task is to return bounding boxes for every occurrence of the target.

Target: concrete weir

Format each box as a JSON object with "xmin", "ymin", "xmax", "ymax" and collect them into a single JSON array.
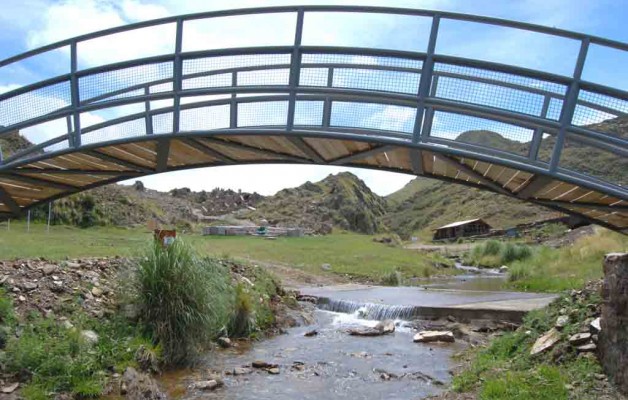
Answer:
[{"xmin": 303, "ymin": 285, "xmax": 558, "ymax": 323}]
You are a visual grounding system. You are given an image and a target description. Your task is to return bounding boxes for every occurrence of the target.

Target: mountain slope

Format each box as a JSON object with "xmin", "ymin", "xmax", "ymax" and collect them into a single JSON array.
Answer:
[
  {"xmin": 384, "ymin": 178, "xmax": 556, "ymax": 239},
  {"xmin": 244, "ymin": 172, "xmax": 388, "ymax": 234}
]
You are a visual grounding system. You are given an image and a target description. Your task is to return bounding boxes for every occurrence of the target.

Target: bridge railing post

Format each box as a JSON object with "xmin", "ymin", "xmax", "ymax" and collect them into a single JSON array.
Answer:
[
  {"xmin": 172, "ymin": 18, "xmax": 184, "ymax": 135},
  {"xmin": 145, "ymin": 86, "xmax": 153, "ymax": 135},
  {"xmin": 322, "ymin": 67, "xmax": 334, "ymax": 128},
  {"xmin": 528, "ymin": 95, "xmax": 551, "ymax": 160},
  {"xmin": 230, "ymin": 72, "xmax": 238, "ymax": 129},
  {"xmin": 286, "ymin": 8, "xmax": 305, "ymax": 132},
  {"xmin": 549, "ymin": 38, "xmax": 589, "ymax": 173},
  {"xmin": 412, "ymin": 14, "xmax": 440, "ymax": 144},
  {"xmin": 70, "ymin": 40, "xmax": 81, "ymax": 148}
]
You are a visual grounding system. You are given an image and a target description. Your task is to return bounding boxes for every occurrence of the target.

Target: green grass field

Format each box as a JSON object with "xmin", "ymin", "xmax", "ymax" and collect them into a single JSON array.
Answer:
[{"xmin": 0, "ymin": 223, "xmax": 452, "ymax": 282}]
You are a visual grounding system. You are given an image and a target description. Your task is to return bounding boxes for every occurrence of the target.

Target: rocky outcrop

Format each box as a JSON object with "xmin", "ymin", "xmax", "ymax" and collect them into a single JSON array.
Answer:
[{"xmin": 599, "ymin": 253, "xmax": 628, "ymax": 395}]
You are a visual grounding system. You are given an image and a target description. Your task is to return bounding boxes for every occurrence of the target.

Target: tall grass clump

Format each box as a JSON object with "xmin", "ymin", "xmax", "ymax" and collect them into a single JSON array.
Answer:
[
  {"xmin": 136, "ymin": 240, "xmax": 233, "ymax": 365},
  {"xmin": 380, "ymin": 270, "xmax": 402, "ymax": 286},
  {"xmin": 229, "ymin": 283, "xmax": 256, "ymax": 337},
  {"xmin": 465, "ymin": 240, "xmax": 533, "ymax": 267}
]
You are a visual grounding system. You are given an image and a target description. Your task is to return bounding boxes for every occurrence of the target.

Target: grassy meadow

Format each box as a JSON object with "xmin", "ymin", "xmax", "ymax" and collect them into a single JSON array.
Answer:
[{"xmin": 0, "ymin": 222, "xmax": 452, "ymax": 282}]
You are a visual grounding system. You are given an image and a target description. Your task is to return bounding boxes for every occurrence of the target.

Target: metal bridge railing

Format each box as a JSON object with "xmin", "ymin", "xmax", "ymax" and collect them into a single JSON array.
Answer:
[{"xmin": 0, "ymin": 6, "xmax": 626, "ymax": 198}]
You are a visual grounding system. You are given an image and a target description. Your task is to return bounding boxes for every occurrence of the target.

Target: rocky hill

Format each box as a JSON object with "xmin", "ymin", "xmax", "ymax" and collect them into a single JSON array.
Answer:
[
  {"xmin": 0, "ymin": 130, "xmax": 32, "ymax": 159},
  {"xmin": 243, "ymin": 172, "xmax": 388, "ymax": 234}
]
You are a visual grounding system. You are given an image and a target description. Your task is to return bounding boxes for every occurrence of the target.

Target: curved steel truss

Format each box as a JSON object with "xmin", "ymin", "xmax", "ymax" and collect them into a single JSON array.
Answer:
[{"xmin": 0, "ymin": 6, "xmax": 626, "ymax": 231}]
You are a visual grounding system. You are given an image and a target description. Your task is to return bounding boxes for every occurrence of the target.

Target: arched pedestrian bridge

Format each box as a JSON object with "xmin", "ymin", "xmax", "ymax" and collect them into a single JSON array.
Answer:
[{"xmin": 0, "ymin": 6, "xmax": 626, "ymax": 232}]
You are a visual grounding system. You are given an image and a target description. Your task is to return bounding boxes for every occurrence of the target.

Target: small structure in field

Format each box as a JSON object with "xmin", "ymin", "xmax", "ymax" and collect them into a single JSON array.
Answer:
[
  {"xmin": 433, "ymin": 218, "xmax": 492, "ymax": 241},
  {"xmin": 202, "ymin": 226, "xmax": 305, "ymax": 237}
]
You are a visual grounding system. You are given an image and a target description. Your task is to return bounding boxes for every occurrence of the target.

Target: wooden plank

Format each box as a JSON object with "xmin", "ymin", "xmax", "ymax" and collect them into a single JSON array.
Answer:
[
  {"xmin": 91, "ymin": 148, "xmax": 154, "ymax": 171},
  {"xmin": 330, "ymin": 145, "xmax": 394, "ymax": 165},
  {"xmin": 167, "ymin": 139, "xmax": 218, "ymax": 167}
]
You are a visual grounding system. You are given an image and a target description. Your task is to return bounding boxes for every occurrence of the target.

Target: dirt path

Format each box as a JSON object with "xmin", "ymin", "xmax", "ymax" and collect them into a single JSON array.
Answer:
[{"xmin": 246, "ymin": 259, "xmax": 350, "ymax": 289}]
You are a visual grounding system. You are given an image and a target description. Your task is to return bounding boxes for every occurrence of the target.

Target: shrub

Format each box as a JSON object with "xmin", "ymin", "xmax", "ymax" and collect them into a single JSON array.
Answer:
[
  {"xmin": 229, "ymin": 283, "xmax": 255, "ymax": 337},
  {"xmin": 483, "ymin": 240, "xmax": 502, "ymax": 256},
  {"xmin": 501, "ymin": 243, "xmax": 533, "ymax": 264},
  {"xmin": 135, "ymin": 240, "xmax": 233, "ymax": 365},
  {"xmin": 380, "ymin": 270, "xmax": 402, "ymax": 286}
]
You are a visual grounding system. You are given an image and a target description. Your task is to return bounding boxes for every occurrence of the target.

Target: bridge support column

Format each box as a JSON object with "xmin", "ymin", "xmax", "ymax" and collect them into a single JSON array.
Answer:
[{"xmin": 600, "ymin": 253, "xmax": 628, "ymax": 395}]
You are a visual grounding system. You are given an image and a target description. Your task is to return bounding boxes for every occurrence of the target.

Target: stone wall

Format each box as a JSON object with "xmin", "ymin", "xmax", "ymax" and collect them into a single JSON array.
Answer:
[{"xmin": 599, "ymin": 253, "xmax": 628, "ymax": 395}]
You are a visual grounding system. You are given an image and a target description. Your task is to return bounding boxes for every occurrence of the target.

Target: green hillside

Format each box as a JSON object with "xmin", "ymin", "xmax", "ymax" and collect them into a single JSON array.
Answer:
[{"xmin": 244, "ymin": 172, "xmax": 388, "ymax": 234}]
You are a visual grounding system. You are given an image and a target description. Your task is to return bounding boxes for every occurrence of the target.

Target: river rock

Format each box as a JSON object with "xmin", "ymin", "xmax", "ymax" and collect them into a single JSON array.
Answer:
[
  {"xmin": 252, "ymin": 360, "xmax": 278, "ymax": 369},
  {"xmin": 321, "ymin": 263, "xmax": 332, "ymax": 271},
  {"xmin": 304, "ymin": 329, "xmax": 318, "ymax": 337},
  {"xmin": 1, "ymin": 383, "xmax": 18, "ymax": 394},
  {"xmin": 348, "ymin": 327, "xmax": 384, "ymax": 336},
  {"xmin": 91, "ymin": 286, "xmax": 103, "ymax": 297},
  {"xmin": 577, "ymin": 343, "xmax": 597, "ymax": 353},
  {"xmin": 267, "ymin": 367, "xmax": 280, "ymax": 375},
  {"xmin": 555, "ymin": 315, "xmax": 569, "ymax": 329},
  {"xmin": 590, "ymin": 317, "xmax": 601, "ymax": 333},
  {"xmin": 530, "ymin": 328, "xmax": 561, "ymax": 355},
  {"xmin": 217, "ymin": 337, "xmax": 232, "ymax": 348},
  {"xmin": 413, "ymin": 330, "xmax": 455, "ymax": 343},
  {"xmin": 21, "ymin": 281, "xmax": 37, "ymax": 291},
  {"xmin": 569, "ymin": 332, "xmax": 592, "ymax": 346},
  {"xmin": 193, "ymin": 380, "xmax": 222, "ymax": 391},
  {"xmin": 231, "ymin": 367, "xmax": 252, "ymax": 375},
  {"xmin": 499, "ymin": 265, "xmax": 509, "ymax": 273},
  {"xmin": 375, "ymin": 320, "xmax": 396, "ymax": 334},
  {"xmin": 80, "ymin": 330, "xmax": 99, "ymax": 345}
]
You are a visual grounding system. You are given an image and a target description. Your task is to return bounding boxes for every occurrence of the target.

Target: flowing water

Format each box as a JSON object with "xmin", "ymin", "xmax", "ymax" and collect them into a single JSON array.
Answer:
[{"xmin": 160, "ymin": 265, "xmax": 518, "ymax": 399}]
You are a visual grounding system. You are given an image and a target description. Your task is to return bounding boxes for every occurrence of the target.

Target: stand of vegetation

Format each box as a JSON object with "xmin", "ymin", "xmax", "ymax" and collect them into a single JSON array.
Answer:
[
  {"xmin": 447, "ymin": 281, "xmax": 619, "ymax": 400},
  {"xmin": 461, "ymin": 229, "xmax": 628, "ymax": 293},
  {"xmin": 0, "ymin": 241, "xmax": 296, "ymax": 399}
]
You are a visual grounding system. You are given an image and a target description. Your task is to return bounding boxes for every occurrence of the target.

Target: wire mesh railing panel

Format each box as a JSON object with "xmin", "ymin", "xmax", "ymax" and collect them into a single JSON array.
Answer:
[
  {"xmin": 81, "ymin": 118, "xmax": 146, "ymax": 145},
  {"xmin": 180, "ymin": 105, "xmax": 230, "ymax": 131},
  {"xmin": 332, "ymin": 68, "xmax": 420, "ymax": 94},
  {"xmin": 294, "ymin": 100, "xmax": 324, "ymax": 126},
  {"xmin": 81, "ymin": 103, "xmax": 145, "ymax": 129},
  {"xmin": 547, "ymin": 98, "xmax": 563, "ymax": 121},
  {"xmin": 238, "ymin": 69, "xmax": 290, "ymax": 86},
  {"xmin": 572, "ymin": 90, "xmax": 628, "ymax": 137},
  {"xmin": 560, "ymin": 134, "xmax": 628, "ymax": 187},
  {"xmin": 435, "ymin": 75, "xmax": 546, "ymax": 117},
  {"xmin": 79, "ymin": 62, "xmax": 173, "ymax": 103},
  {"xmin": 238, "ymin": 101, "xmax": 288, "ymax": 127},
  {"xmin": 301, "ymin": 53, "xmax": 422, "ymax": 70},
  {"xmin": 152, "ymin": 112, "xmax": 174, "ymax": 135},
  {"xmin": 299, "ymin": 68, "xmax": 328, "ymax": 87},
  {"xmin": 430, "ymin": 111, "xmax": 533, "ymax": 155},
  {"xmin": 1, "ymin": 116, "xmax": 69, "ymax": 161},
  {"xmin": 182, "ymin": 73, "xmax": 232, "ymax": 91},
  {"xmin": 0, "ymin": 80, "xmax": 71, "ymax": 127},
  {"xmin": 330, "ymin": 102, "xmax": 416, "ymax": 134},
  {"xmin": 182, "ymin": 54, "xmax": 290, "ymax": 76},
  {"xmin": 433, "ymin": 63, "xmax": 568, "ymax": 96}
]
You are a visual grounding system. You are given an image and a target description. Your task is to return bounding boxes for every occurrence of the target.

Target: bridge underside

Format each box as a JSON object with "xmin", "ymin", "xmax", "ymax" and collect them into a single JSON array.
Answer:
[{"xmin": 1, "ymin": 132, "xmax": 626, "ymax": 232}]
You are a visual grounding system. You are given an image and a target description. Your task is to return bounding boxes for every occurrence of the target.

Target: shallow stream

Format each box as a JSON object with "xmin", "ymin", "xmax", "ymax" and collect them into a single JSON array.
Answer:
[{"xmin": 160, "ymin": 266, "xmax": 512, "ymax": 399}]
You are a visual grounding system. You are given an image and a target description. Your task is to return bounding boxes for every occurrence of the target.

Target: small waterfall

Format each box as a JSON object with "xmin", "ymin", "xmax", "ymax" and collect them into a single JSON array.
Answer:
[{"xmin": 317, "ymin": 298, "xmax": 419, "ymax": 320}]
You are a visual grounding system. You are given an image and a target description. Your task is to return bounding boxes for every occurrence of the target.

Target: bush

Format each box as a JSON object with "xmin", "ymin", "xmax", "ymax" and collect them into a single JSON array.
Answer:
[
  {"xmin": 380, "ymin": 270, "xmax": 402, "ymax": 286},
  {"xmin": 229, "ymin": 284, "xmax": 255, "ymax": 337},
  {"xmin": 484, "ymin": 240, "xmax": 502, "ymax": 256},
  {"xmin": 135, "ymin": 240, "xmax": 233, "ymax": 365}
]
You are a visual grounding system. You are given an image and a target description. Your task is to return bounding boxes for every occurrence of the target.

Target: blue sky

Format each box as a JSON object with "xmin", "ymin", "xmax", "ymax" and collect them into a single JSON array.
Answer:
[{"xmin": 1, "ymin": 0, "xmax": 627, "ymax": 195}]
